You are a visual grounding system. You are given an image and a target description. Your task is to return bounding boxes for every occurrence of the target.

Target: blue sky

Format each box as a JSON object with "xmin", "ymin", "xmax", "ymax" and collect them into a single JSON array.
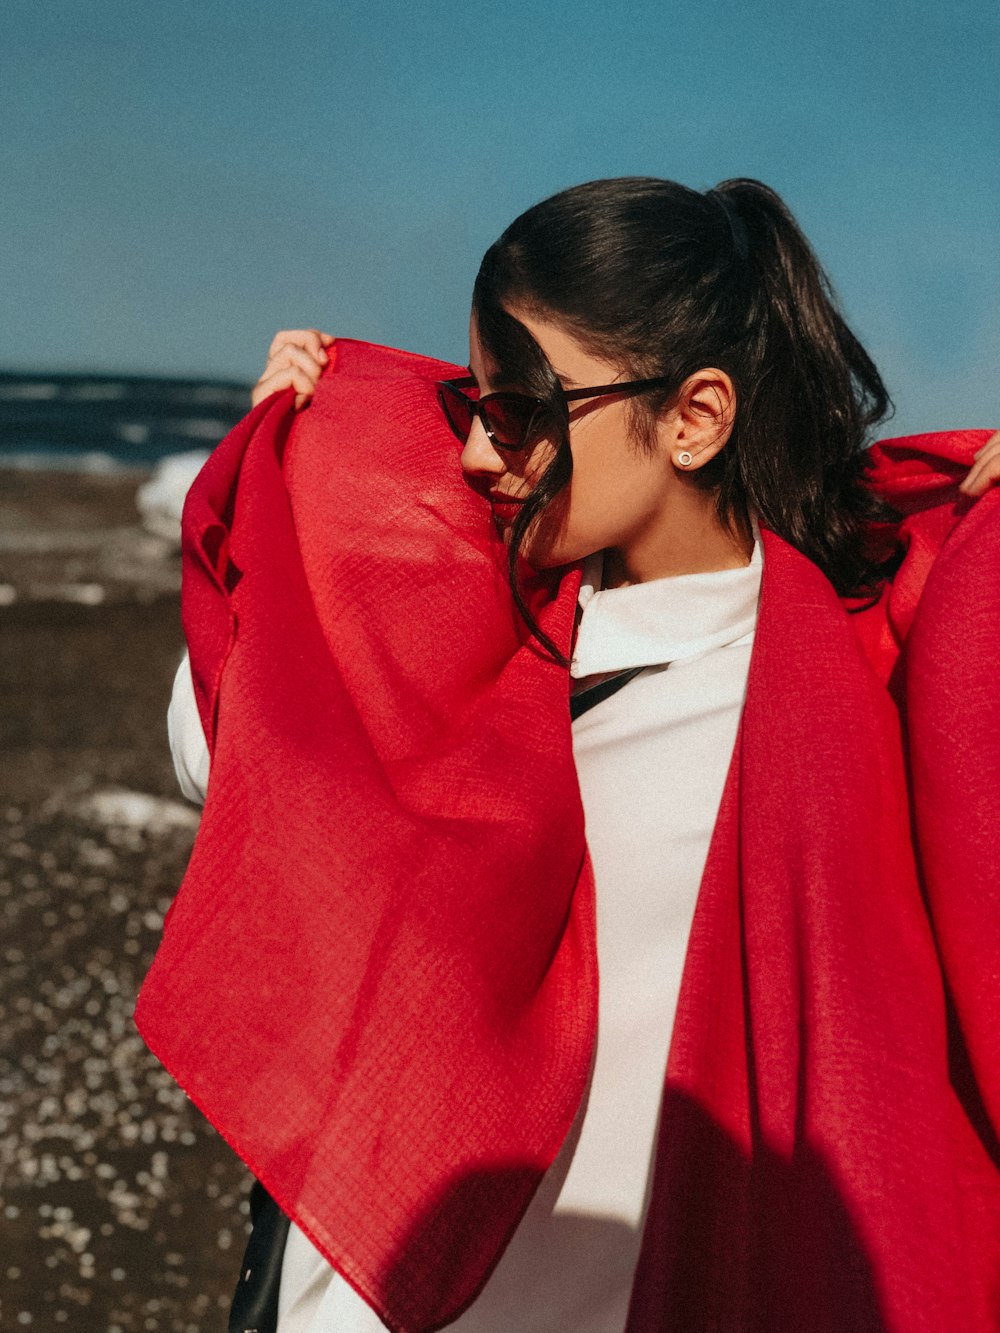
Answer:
[{"xmin": 3, "ymin": 0, "xmax": 997, "ymax": 434}]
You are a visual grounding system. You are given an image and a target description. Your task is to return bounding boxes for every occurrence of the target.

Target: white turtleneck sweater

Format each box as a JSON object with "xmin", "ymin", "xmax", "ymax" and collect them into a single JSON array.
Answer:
[{"xmin": 168, "ymin": 539, "xmax": 763, "ymax": 1333}]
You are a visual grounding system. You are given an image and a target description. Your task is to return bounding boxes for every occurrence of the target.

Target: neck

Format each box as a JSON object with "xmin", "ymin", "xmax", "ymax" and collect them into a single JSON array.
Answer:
[{"xmin": 603, "ymin": 488, "xmax": 753, "ymax": 588}]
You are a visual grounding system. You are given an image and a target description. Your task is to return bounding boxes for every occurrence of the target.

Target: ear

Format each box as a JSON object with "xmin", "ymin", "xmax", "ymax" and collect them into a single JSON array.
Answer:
[{"xmin": 661, "ymin": 368, "xmax": 735, "ymax": 472}]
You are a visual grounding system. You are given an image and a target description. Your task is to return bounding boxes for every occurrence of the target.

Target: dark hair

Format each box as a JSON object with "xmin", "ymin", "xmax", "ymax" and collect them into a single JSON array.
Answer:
[{"xmin": 472, "ymin": 177, "xmax": 899, "ymax": 659}]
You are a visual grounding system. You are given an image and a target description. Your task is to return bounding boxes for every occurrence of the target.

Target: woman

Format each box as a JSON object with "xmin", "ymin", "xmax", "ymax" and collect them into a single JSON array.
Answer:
[{"xmin": 143, "ymin": 178, "xmax": 1000, "ymax": 1332}]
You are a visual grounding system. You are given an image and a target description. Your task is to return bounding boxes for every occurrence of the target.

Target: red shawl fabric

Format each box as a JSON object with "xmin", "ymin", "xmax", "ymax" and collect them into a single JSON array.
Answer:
[{"xmin": 135, "ymin": 340, "xmax": 1000, "ymax": 1331}]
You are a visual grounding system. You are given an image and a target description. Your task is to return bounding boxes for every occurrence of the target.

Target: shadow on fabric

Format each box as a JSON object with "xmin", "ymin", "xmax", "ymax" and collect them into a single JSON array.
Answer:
[{"xmin": 376, "ymin": 1089, "xmax": 888, "ymax": 1333}]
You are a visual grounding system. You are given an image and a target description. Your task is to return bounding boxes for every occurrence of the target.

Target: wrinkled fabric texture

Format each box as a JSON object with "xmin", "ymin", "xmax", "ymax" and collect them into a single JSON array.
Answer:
[{"xmin": 135, "ymin": 340, "xmax": 1000, "ymax": 1332}]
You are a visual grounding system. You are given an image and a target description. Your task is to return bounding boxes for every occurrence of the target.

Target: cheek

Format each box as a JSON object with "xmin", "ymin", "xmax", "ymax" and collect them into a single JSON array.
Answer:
[
  {"xmin": 519, "ymin": 492, "xmax": 574, "ymax": 567},
  {"xmin": 520, "ymin": 474, "xmax": 619, "ymax": 568},
  {"xmin": 515, "ymin": 416, "xmax": 661, "ymax": 567},
  {"xmin": 536, "ymin": 445, "xmax": 650, "ymax": 561}
]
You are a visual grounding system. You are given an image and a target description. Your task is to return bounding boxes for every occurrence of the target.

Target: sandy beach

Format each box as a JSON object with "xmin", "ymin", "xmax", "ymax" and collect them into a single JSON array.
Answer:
[{"xmin": 1, "ymin": 469, "xmax": 249, "ymax": 1330}]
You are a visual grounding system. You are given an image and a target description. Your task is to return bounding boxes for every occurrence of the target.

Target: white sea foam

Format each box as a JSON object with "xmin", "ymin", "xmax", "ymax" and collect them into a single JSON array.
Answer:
[
  {"xmin": 51, "ymin": 583, "xmax": 107, "ymax": 605},
  {"xmin": 115, "ymin": 422, "xmax": 150, "ymax": 444},
  {"xmin": 76, "ymin": 788, "xmax": 201, "ymax": 832},
  {"xmin": 0, "ymin": 382, "xmax": 59, "ymax": 400},
  {"xmin": 0, "ymin": 450, "xmax": 141, "ymax": 474},
  {"xmin": 66, "ymin": 382, "xmax": 127, "ymax": 401},
  {"xmin": 173, "ymin": 417, "xmax": 233, "ymax": 440},
  {"xmin": 135, "ymin": 450, "xmax": 209, "ymax": 544}
]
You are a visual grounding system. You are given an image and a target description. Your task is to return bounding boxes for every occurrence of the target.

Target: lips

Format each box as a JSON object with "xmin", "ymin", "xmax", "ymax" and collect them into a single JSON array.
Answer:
[{"xmin": 488, "ymin": 493, "xmax": 528, "ymax": 526}]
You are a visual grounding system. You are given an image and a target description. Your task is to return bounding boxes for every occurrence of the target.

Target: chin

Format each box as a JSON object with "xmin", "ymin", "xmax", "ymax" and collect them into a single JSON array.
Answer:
[
  {"xmin": 522, "ymin": 535, "xmax": 596, "ymax": 572},
  {"xmin": 517, "ymin": 508, "xmax": 594, "ymax": 571}
]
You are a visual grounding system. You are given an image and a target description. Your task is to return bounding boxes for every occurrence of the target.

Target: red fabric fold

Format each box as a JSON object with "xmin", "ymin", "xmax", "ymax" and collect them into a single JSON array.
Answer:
[
  {"xmin": 904, "ymin": 484, "xmax": 1000, "ymax": 1154},
  {"xmin": 850, "ymin": 431, "xmax": 992, "ymax": 676},
  {"xmin": 628, "ymin": 520, "xmax": 999, "ymax": 1331},
  {"xmin": 136, "ymin": 346, "xmax": 1000, "ymax": 1331},
  {"xmin": 137, "ymin": 341, "xmax": 597, "ymax": 1328}
]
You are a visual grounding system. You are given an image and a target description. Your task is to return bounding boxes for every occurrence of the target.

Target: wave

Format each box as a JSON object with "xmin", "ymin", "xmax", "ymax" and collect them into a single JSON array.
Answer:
[{"xmin": 0, "ymin": 370, "xmax": 250, "ymax": 470}]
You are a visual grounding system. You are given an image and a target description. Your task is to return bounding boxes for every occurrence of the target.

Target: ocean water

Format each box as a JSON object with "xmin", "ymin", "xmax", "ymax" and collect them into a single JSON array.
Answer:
[{"xmin": 0, "ymin": 371, "xmax": 250, "ymax": 472}]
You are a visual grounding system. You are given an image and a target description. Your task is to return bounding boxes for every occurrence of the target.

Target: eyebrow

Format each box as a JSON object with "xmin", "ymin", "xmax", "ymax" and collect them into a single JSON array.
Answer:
[{"xmin": 552, "ymin": 368, "xmax": 580, "ymax": 388}]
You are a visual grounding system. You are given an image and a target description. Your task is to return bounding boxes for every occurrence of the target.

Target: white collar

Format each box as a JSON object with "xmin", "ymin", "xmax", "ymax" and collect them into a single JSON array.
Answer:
[{"xmin": 571, "ymin": 535, "xmax": 763, "ymax": 679}]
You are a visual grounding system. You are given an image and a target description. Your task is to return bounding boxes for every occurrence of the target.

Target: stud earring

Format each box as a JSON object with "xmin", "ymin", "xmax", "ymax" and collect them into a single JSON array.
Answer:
[{"xmin": 677, "ymin": 451, "xmax": 693, "ymax": 467}]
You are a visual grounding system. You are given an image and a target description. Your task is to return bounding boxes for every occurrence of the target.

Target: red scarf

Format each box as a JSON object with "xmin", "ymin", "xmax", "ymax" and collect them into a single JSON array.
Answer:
[{"xmin": 135, "ymin": 340, "xmax": 1000, "ymax": 1331}]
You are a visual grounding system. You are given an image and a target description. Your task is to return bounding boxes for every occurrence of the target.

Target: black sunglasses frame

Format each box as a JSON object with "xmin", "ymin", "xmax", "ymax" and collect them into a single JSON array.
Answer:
[{"xmin": 437, "ymin": 373, "xmax": 676, "ymax": 452}]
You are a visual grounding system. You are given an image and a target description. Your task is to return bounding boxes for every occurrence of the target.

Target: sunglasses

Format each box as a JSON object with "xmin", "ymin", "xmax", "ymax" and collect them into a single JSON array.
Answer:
[{"xmin": 436, "ymin": 374, "xmax": 675, "ymax": 452}]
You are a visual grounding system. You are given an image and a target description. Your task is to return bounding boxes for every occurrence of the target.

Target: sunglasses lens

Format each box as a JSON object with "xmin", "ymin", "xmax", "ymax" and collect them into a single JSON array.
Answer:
[
  {"xmin": 483, "ymin": 399, "xmax": 528, "ymax": 448},
  {"xmin": 438, "ymin": 384, "xmax": 474, "ymax": 443},
  {"xmin": 438, "ymin": 383, "xmax": 551, "ymax": 451},
  {"xmin": 483, "ymin": 397, "xmax": 549, "ymax": 450}
]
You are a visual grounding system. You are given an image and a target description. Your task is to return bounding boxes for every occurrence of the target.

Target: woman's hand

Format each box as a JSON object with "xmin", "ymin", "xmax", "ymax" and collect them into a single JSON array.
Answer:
[
  {"xmin": 252, "ymin": 329, "xmax": 335, "ymax": 410},
  {"xmin": 959, "ymin": 430, "xmax": 1000, "ymax": 497}
]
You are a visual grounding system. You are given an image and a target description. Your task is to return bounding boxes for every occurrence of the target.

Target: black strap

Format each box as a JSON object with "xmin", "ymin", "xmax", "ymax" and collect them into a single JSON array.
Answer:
[
  {"xmin": 228, "ymin": 1179, "xmax": 290, "ymax": 1333},
  {"xmin": 569, "ymin": 666, "xmax": 646, "ymax": 721}
]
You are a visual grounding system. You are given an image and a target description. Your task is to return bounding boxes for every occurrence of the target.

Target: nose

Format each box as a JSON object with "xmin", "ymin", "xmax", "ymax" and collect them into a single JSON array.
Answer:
[{"xmin": 459, "ymin": 417, "xmax": 506, "ymax": 478}]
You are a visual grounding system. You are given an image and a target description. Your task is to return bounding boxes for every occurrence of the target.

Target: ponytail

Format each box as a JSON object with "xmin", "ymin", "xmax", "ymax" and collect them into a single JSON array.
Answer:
[{"xmin": 702, "ymin": 178, "xmax": 896, "ymax": 595}]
